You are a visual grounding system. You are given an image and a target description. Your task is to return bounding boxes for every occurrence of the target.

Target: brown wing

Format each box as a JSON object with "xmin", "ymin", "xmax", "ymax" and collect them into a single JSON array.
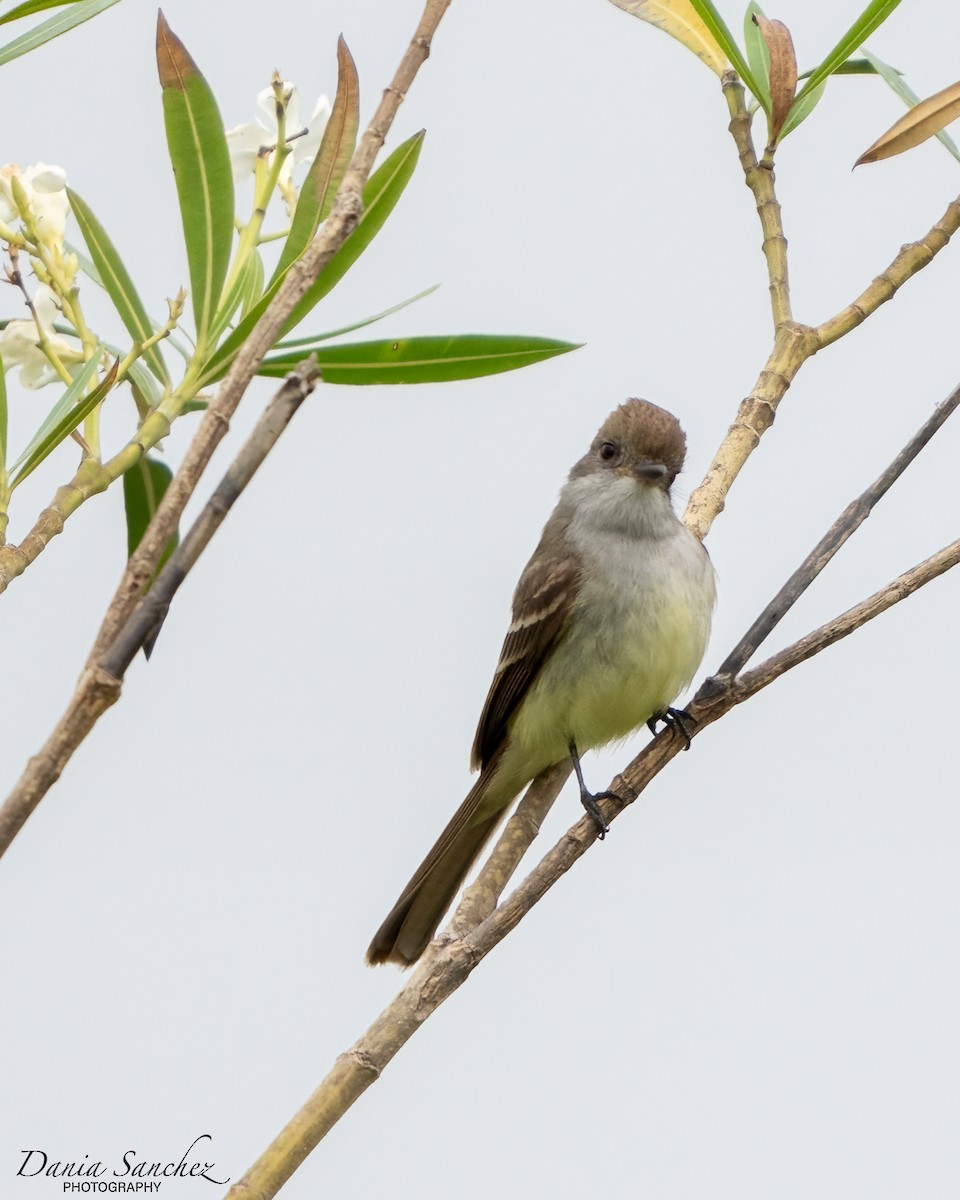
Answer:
[{"xmin": 470, "ymin": 523, "xmax": 581, "ymax": 770}]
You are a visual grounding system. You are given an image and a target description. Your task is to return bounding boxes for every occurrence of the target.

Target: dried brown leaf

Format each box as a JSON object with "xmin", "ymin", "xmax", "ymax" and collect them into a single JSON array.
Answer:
[
  {"xmin": 856, "ymin": 78, "xmax": 960, "ymax": 166},
  {"xmin": 755, "ymin": 15, "xmax": 797, "ymax": 144}
]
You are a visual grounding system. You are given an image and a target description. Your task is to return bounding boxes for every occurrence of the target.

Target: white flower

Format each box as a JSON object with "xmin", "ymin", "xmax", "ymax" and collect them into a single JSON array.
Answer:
[
  {"xmin": 227, "ymin": 83, "xmax": 331, "ymax": 192},
  {"xmin": 0, "ymin": 162, "xmax": 69, "ymax": 248},
  {"xmin": 0, "ymin": 284, "xmax": 77, "ymax": 388}
]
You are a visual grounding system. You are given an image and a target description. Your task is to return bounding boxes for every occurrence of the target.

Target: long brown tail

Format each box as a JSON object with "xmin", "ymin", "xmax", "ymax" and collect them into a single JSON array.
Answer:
[{"xmin": 366, "ymin": 766, "xmax": 509, "ymax": 967}]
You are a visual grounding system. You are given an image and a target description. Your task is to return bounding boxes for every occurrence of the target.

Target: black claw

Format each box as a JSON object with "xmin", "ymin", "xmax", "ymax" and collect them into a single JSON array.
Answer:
[
  {"xmin": 580, "ymin": 790, "xmax": 613, "ymax": 839},
  {"xmin": 568, "ymin": 739, "xmax": 616, "ymax": 840},
  {"xmin": 648, "ymin": 707, "xmax": 696, "ymax": 751}
]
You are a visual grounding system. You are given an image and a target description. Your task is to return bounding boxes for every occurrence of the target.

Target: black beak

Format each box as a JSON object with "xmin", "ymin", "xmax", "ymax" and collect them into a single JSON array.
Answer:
[{"xmin": 633, "ymin": 461, "xmax": 668, "ymax": 484}]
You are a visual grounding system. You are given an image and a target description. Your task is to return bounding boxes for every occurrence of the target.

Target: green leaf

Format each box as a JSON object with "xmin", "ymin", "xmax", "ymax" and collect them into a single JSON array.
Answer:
[
  {"xmin": 794, "ymin": 0, "xmax": 903, "ymax": 105},
  {"xmin": 156, "ymin": 12, "xmax": 233, "ymax": 352},
  {"xmin": 209, "ymin": 245, "xmax": 262, "ymax": 342},
  {"xmin": 200, "ymin": 131, "xmax": 425, "ymax": 385},
  {"xmin": 0, "ymin": 0, "xmax": 82, "ymax": 28},
  {"xmin": 743, "ymin": 2, "xmax": 770, "ymax": 108},
  {"xmin": 10, "ymin": 356, "xmax": 118, "ymax": 488},
  {"xmin": 798, "ymin": 57, "xmax": 893, "ymax": 79},
  {"xmin": 238, "ymin": 247, "xmax": 264, "ymax": 319},
  {"xmin": 280, "ymin": 131, "xmax": 426, "ymax": 337},
  {"xmin": 258, "ymin": 334, "xmax": 581, "ymax": 385},
  {"xmin": 779, "ymin": 78, "xmax": 826, "ymax": 138},
  {"xmin": 274, "ymin": 284, "xmax": 439, "ymax": 349},
  {"xmin": 860, "ymin": 47, "xmax": 960, "ymax": 163},
  {"xmin": 123, "ymin": 454, "xmax": 178, "ymax": 566},
  {"xmin": 270, "ymin": 35, "xmax": 360, "ymax": 287},
  {"xmin": 0, "ymin": 0, "xmax": 120, "ymax": 64},
  {"xmin": 687, "ymin": 0, "xmax": 766, "ymax": 105},
  {"xmin": 68, "ymin": 188, "xmax": 170, "ymax": 386}
]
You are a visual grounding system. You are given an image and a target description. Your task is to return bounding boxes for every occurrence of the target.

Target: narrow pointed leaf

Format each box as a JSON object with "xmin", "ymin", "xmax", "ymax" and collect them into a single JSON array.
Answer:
[
  {"xmin": 755, "ymin": 16, "xmax": 796, "ymax": 143},
  {"xmin": 68, "ymin": 188, "xmax": 170, "ymax": 386},
  {"xmin": 10, "ymin": 357, "xmax": 118, "ymax": 488},
  {"xmin": 209, "ymin": 245, "xmax": 264, "ymax": 341},
  {"xmin": 608, "ymin": 0, "xmax": 727, "ymax": 77},
  {"xmin": 794, "ymin": 0, "xmax": 903, "ymax": 105},
  {"xmin": 860, "ymin": 48, "xmax": 960, "ymax": 163},
  {"xmin": 11, "ymin": 350, "xmax": 102, "ymax": 470},
  {"xmin": 123, "ymin": 453, "xmax": 178, "ymax": 564},
  {"xmin": 200, "ymin": 131, "xmax": 425, "ymax": 385},
  {"xmin": 258, "ymin": 334, "xmax": 581, "ymax": 385},
  {"xmin": 0, "ymin": 0, "xmax": 85, "ymax": 28},
  {"xmin": 799, "ymin": 57, "xmax": 894, "ymax": 78},
  {"xmin": 686, "ymin": 0, "xmax": 765, "ymax": 103},
  {"xmin": 743, "ymin": 2, "xmax": 770, "ymax": 107},
  {"xmin": 855, "ymin": 77, "xmax": 960, "ymax": 166},
  {"xmin": 156, "ymin": 12, "xmax": 233, "ymax": 351},
  {"xmin": 275, "ymin": 285, "xmax": 440, "ymax": 349},
  {"xmin": 270, "ymin": 35, "xmax": 359, "ymax": 286},
  {"xmin": 0, "ymin": 0, "xmax": 120, "ymax": 64},
  {"xmin": 779, "ymin": 78, "xmax": 825, "ymax": 139},
  {"xmin": 239, "ymin": 247, "xmax": 264, "ymax": 318},
  {"xmin": 281, "ymin": 130, "xmax": 425, "ymax": 336}
]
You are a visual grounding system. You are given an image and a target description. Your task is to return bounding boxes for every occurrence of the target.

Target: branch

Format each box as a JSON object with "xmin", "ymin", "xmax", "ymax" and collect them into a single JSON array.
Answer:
[
  {"xmin": 101, "ymin": 359, "xmax": 319, "ymax": 675},
  {"xmin": 227, "ymin": 531, "xmax": 959, "ymax": 1196},
  {"xmin": 815, "ymin": 194, "xmax": 960, "ymax": 349},
  {"xmin": 88, "ymin": 4, "xmax": 446, "ymax": 661},
  {"xmin": 0, "ymin": 363, "xmax": 319, "ymax": 857},
  {"xmin": 0, "ymin": 0, "xmax": 454, "ymax": 857},
  {"xmin": 723, "ymin": 73, "xmax": 792, "ymax": 328},
  {"xmin": 223, "ymin": 51, "xmax": 960, "ymax": 1200},
  {"xmin": 450, "ymin": 761, "xmax": 569, "ymax": 937},
  {"xmin": 727, "ymin": 537, "xmax": 960, "ymax": 708},
  {"xmin": 715, "ymin": 379, "xmax": 960, "ymax": 681},
  {"xmin": 683, "ymin": 80, "xmax": 960, "ymax": 543}
]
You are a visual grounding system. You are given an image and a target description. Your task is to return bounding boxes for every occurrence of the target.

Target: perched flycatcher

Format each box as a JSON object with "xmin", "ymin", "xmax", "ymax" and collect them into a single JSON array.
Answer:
[{"xmin": 367, "ymin": 398, "xmax": 716, "ymax": 966}]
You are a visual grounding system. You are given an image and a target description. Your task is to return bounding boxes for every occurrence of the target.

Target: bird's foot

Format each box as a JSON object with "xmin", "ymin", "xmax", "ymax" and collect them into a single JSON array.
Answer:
[
  {"xmin": 567, "ymin": 738, "xmax": 617, "ymax": 839},
  {"xmin": 578, "ymin": 788, "xmax": 617, "ymax": 840},
  {"xmin": 647, "ymin": 706, "xmax": 695, "ymax": 751}
]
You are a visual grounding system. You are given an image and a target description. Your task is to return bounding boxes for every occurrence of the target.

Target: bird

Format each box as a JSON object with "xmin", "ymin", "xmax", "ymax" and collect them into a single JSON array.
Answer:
[{"xmin": 367, "ymin": 398, "xmax": 716, "ymax": 966}]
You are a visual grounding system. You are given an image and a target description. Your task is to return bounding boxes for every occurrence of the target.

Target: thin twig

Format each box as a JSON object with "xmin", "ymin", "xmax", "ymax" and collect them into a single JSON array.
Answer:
[
  {"xmin": 0, "ymin": 0, "xmax": 452, "ymax": 856},
  {"xmin": 225, "ymin": 533, "xmax": 959, "ymax": 1197},
  {"xmin": 815, "ymin": 194, "xmax": 960, "ymax": 349},
  {"xmin": 683, "ymin": 84, "xmax": 960, "ymax": 543},
  {"xmin": 0, "ymin": 364, "xmax": 319, "ymax": 856},
  {"xmin": 87, "ymin": 6, "xmax": 443, "ymax": 661},
  {"xmin": 102, "ymin": 359, "xmax": 319, "ymax": 674},
  {"xmin": 723, "ymin": 74, "xmax": 792, "ymax": 329},
  {"xmin": 714, "ymin": 380, "xmax": 960, "ymax": 682},
  {"xmin": 450, "ymin": 761, "xmax": 569, "ymax": 937}
]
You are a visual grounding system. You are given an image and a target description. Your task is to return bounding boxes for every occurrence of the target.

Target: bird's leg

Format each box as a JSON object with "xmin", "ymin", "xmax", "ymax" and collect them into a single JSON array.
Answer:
[
  {"xmin": 568, "ymin": 740, "xmax": 616, "ymax": 840},
  {"xmin": 646, "ymin": 706, "xmax": 695, "ymax": 751}
]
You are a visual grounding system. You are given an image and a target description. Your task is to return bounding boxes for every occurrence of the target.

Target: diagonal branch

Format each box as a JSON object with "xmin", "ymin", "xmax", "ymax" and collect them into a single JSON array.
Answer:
[
  {"xmin": 815, "ymin": 194, "xmax": 960, "ymax": 349},
  {"xmin": 226, "ymin": 532, "xmax": 959, "ymax": 1199},
  {"xmin": 0, "ymin": 0, "xmax": 454, "ymax": 860},
  {"xmin": 0, "ymin": 363, "xmax": 319, "ymax": 857},
  {"xmin": 89, "ymin": 0, "xmax": 450, "ymax": 663},
  {"xmin": 715, "ymin": 379, "xmax": 960, "ymax": 681},
  {"xmin": 683, "ymin": 80, "xmax": 960, "ymax": 544}
]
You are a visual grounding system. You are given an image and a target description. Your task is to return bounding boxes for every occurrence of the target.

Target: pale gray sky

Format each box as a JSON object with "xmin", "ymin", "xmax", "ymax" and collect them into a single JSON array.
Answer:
[{"xmin": 2, "ymin": 1, "xmax": 959, "ymax": 1197}]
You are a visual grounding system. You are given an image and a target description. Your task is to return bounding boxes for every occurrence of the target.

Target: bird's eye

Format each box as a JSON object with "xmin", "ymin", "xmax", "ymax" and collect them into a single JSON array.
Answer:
[{"xmin": 599, "ymin": 442, "xmax": 617, "ymax": 461}]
